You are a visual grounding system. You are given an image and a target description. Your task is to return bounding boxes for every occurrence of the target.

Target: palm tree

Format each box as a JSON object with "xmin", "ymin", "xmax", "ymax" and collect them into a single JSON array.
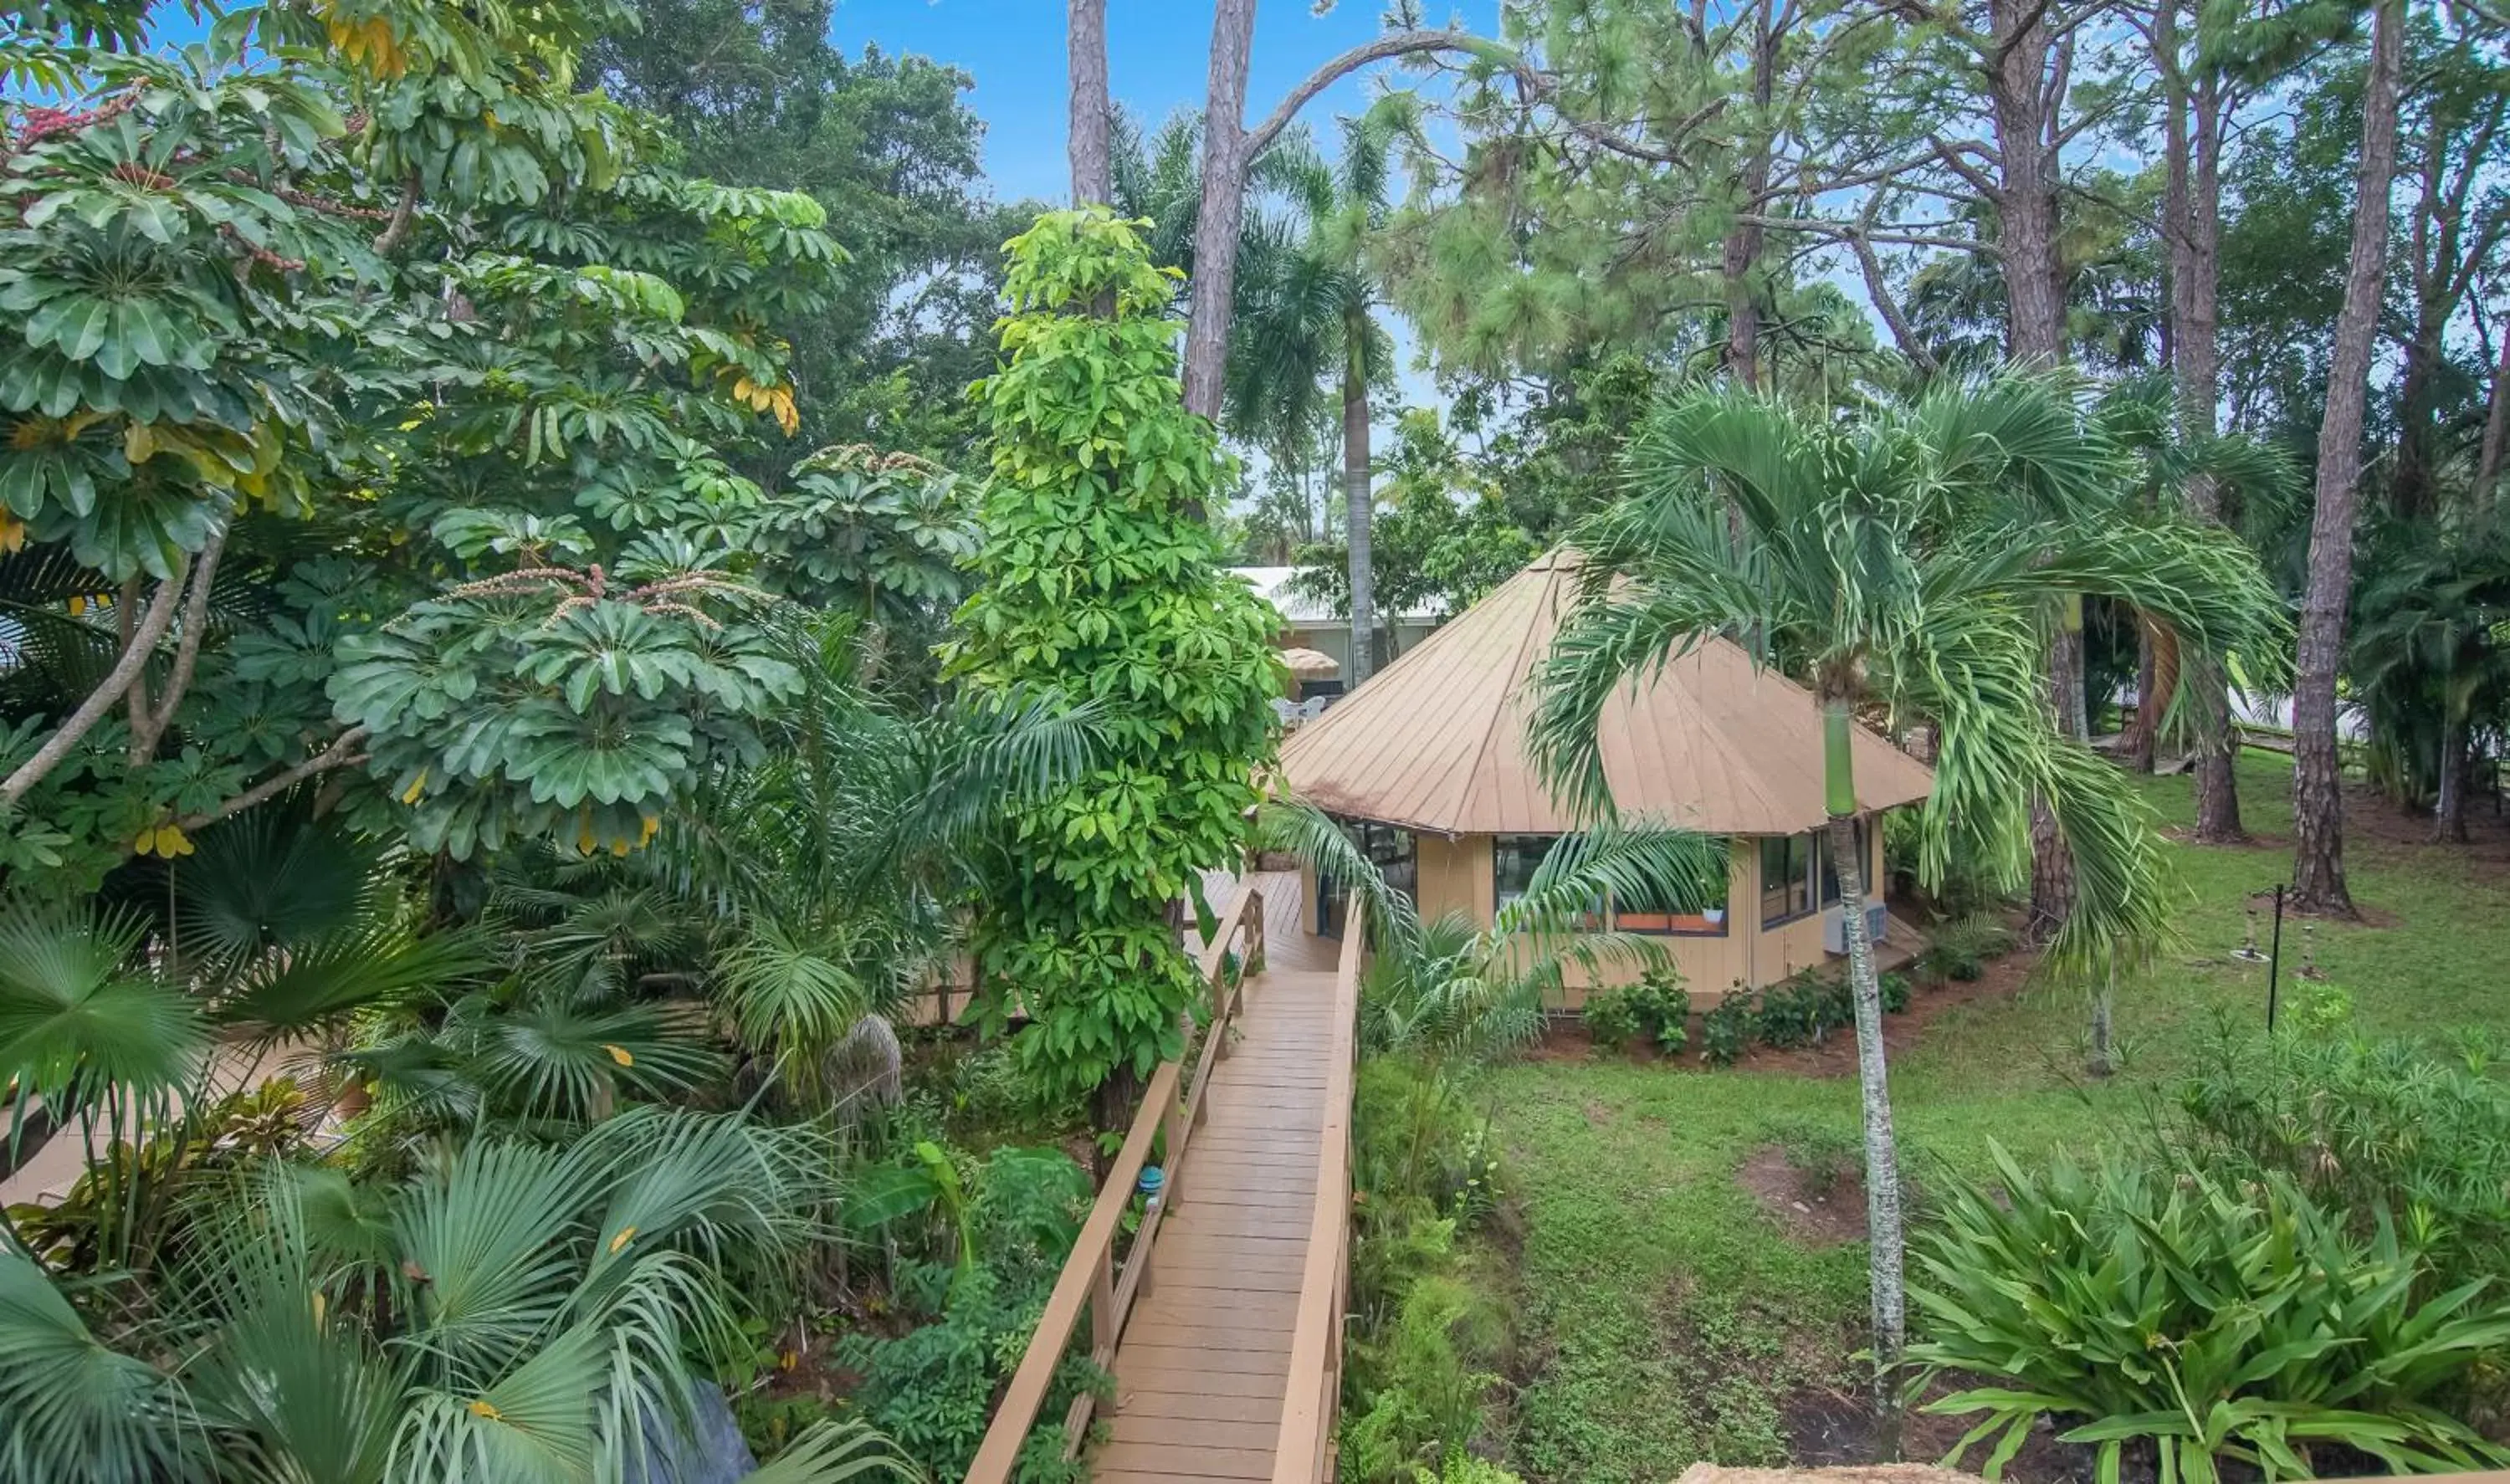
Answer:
[
  {"xmin": 2349, "ymin": 513, "xmax": 2510, "ymax": 842},
  {"xmin": 1526, "ymin": 370, "xmax": 2288, "ymax": 1445},
  {"xmin": 0, "ymin": 1107, "xmax": 908, "ymax": 1483},
  {"xmin": 1227, "ymin": 109, "xmax": 1403, "ymax": 686}
]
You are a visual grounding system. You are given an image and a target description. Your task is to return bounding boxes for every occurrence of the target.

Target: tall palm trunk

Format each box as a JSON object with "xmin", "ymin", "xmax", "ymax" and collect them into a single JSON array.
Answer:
[
  {"xmin": 1823, "ymin": 696, "xmax": 1904, "ymax": 1456},
  {"xmin": 2293, "ymin": 0, "xmax": 2404, "ymax": 918},
  {"xmin": 1343, "ymin": 303, "xmax": 1375, "ymax": 688}
]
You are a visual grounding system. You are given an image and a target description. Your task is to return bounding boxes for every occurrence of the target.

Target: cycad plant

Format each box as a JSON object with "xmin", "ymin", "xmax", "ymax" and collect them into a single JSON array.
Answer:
[
  {"xmin": 0, "ymin": 1108, "xmax": 908, "ymax": 1484},
  {"xmin": 1528, "ymin": 369, "xmax": 2287, "ymax": 1439}
]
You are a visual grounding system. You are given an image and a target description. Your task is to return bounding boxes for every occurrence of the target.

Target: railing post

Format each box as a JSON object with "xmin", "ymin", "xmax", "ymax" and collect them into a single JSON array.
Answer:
[
  {"xmin": 1091, "ymin": 1244, "xmax": 1119, "ymax": 1366},
  {"xmin": 1161, "ymin": 1065, "xmax": 1186, "ymax": 1215}
]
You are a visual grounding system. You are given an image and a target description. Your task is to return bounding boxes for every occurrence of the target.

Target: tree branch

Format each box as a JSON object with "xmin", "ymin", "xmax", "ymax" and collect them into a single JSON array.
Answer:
[
  {"xmin": 1744, "ymin": 214, "xmax": 1996, "ymax": 257},
  {"xmin": 1, "ymin": 565, "xmax": 187, "ymax": 810},
  {"xmin": 176, "ymin": 726, "xmax": 372, "ymax": 833},
  {"xmin": 1850, "ymin": 223, "xmax": 1941, "ymax": 376},
  {"xmin": 1929, "ymin": 136, "xmax": 2006, "ymax": 200},
  {"xmin": 371, "ymin": 171, "xmax": 420, "ymax": 255},
  {"xmin": 128, "ymin": 525, "xmax": 227, "ymax": 767},
  {"xmin": 1243, "ymin": 29, "xmax": 1495, "ymax": 161}
]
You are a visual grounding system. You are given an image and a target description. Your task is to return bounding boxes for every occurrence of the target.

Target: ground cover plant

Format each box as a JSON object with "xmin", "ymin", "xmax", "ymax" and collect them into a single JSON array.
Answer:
[{"xmin": 1458, "ymin": 756, "xmax": 2510, "ymax": 1482}]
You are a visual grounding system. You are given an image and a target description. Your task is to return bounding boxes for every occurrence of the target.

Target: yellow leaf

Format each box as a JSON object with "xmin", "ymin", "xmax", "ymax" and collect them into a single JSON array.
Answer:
[
  {"xmin": 124, "ymin": 421, "xmax": 156, "ymax": 463},
  {"xmin": 779, "ymin": 1348, "xmax": 799, "ymax": 1372},
  {"xmin": 401, "ymin": 770, "xmax": 428, "ymax": 806},
  {"xmin": 0, "ymin": 512, "xmax": 23, "ymax": 554},
  {"xmin": 638, "ymin": 816, "xmax": 660, "ymax": 847},
  {"xmin": 604, "ymin": 1044, "xmax": 635, "ymax": 1067},
  {"xmin": 155, "ymin": 825, "xmax": 193, "ymax": 858},
  {"xmin": 132, "ymin": 828, "xmax": 157, "ymax": 857},
  {"xmin": 608, "ymin": 833, "xmax": 630, "ymax": 857},
  {"xmin": 65, "ymin": 594, "xmax": 85, "ymax": 616},
  {"xmin": 312, "ymin": 1290, "xmax": 326, "ymax": 1328},
  {"xmin": 468, "ymin": 1400, "xmax": 503, "ymax": 1421},
  {"xmin": 608, "ymin": 1226, "xmax": 638, "ymax": 1253}
]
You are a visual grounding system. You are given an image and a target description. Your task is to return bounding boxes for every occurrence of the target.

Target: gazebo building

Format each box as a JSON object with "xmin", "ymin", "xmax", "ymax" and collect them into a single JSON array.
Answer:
[{"xmin": 1276, "ymin": 552, "xmax": 1934, "ymax": 1003}]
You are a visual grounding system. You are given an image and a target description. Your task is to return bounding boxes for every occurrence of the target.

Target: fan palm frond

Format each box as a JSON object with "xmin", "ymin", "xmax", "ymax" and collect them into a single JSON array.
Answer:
[
  {"xmin": 737, "ymin": 1417, "xmax": 915, "ymax": 1484},
  {"xmin": 0, "ymin": 1251, "xmax": 198, "ymax": 1483},
  {"xmin": 0, "ymin": 902, "xmax": 204, "ymax": 1127}
]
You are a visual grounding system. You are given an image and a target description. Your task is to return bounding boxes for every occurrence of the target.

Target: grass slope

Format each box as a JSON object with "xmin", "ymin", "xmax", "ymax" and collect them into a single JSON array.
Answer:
[{"xmin": 1474, "ymin": 753, "xmax": 2510, "ymax": 1483}]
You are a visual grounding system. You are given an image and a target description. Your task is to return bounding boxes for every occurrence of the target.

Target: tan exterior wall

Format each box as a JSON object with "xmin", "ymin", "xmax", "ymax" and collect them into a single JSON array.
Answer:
[
  {"xmin": 1413, "ymin": 833, "xmax": 1492, "ymax": 929},
  {"xmin": 1293, "ymin": 817, "xmax": 1894, "ymax": 1008}
]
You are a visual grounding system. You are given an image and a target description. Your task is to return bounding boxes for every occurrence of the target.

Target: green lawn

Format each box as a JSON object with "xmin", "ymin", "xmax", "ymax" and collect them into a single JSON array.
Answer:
[{"xmin": 1469, "ymin": 753, "xmax": 2510, "ymax": 1484}]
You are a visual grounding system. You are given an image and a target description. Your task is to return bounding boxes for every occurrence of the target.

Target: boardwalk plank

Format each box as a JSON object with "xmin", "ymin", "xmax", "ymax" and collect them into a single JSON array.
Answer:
[{"xmin": 1096, "ymin": 875, "xmax": 1348, "ymax": 1482}]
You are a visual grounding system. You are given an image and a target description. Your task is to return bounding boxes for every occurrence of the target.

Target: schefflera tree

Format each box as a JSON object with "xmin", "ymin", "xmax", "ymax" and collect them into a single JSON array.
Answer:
[{"xmin": 946, "ymin": 209, "xmax": 1283, "ymax": 1112}]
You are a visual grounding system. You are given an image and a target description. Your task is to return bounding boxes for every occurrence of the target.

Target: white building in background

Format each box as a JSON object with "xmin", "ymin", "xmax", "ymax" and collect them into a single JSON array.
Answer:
[{"xmin": 1227, "ymin": 567, "xmax": 1442, "ymax": 694}]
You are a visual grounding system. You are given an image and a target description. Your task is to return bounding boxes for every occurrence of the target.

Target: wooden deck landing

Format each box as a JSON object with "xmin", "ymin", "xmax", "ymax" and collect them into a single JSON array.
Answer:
[{"xmin": 1094, "ymin": 873, "xmax": 1345, "ymax": 1482}]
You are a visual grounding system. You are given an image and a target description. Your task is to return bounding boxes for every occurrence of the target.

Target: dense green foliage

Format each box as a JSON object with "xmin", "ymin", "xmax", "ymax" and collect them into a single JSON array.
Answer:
[
  {"xmin": 944, "ymin": 209, "xmax": 1281, "ymax": 1103},
  {"xmin": 1912, "ymin": 1147, "xmax": 2510, "ymax": 1482},
  {"xmin": 2164, "ymin": 1029, "xmax": 2510, "ymax": 1297},
  {"xmin": 0, "ymin": 1108, "xmax": 901, "ymax": 1484}
]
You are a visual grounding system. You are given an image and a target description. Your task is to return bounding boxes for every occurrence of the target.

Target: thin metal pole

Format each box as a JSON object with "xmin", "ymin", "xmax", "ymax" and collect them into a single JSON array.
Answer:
[{"xmin": 2266, "ymin": 883, "xmax": 2285, "ymax": 1031}]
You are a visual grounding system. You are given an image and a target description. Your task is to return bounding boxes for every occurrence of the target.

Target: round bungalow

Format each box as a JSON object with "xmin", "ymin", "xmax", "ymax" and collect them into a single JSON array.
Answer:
[{"xmin": 1276, "ymin": 551, "xmax": 1934, "ymax": 1003}]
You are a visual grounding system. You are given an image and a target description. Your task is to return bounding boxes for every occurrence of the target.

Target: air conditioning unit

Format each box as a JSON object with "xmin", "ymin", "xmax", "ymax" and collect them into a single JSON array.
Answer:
[{"xmin": 1822, "ymin": 902, "xmax": 1888, "ymax": 956}]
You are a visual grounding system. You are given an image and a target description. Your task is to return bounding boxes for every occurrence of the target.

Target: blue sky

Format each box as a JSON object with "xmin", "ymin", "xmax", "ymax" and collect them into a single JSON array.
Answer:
[{"xmin": 829, "ymin": 2, "xmax": 1498, "ymax": 206}]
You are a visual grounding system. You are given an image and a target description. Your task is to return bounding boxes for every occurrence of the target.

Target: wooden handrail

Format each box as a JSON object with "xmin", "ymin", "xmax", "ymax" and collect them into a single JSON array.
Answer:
[
  {"xmin": 1271, "ymin": 893, "xmax": 1366, "ymax": 1484},
  {"xmin": 963, "ymin": 883, "xmax": 1269, "ymax": 1484}
]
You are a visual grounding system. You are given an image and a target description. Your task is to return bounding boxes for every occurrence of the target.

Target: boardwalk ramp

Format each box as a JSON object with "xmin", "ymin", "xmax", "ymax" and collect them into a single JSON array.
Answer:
[{"xmin": 966, "ymin": 875, "xmax": 1359, "ymax": 1484}]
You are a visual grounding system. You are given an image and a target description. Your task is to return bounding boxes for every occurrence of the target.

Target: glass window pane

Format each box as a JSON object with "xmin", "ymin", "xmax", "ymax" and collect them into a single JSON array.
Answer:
[
  {"xmin": 1761, "ymin": 834, "xmax": 1813, "ymax": 926},
  {"xmin": 1616, "ymin": 840, "xmax": 1729, "ymax": 935},
  {"xmin": 1494, "ymin": 835, "xmax": 1554, "ymax": 912}
]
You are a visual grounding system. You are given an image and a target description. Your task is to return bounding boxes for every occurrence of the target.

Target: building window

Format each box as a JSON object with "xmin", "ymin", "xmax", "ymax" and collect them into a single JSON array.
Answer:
[
  {"xmin": 1816, "ymin": 821, "xmax": 1871, "ymax": 907},
  {"xmin": 1316, "ymin": 818, "xmax": 1415, "ymax": 936},
  {"xmin": 1614, "ymin": 846, "xmax": 1731, "ymax": 936},
  {"xmin": 1356, "ymin": 820, "xmax": 1416, "ymax": 907},
  {"xmin": 1760, "ymin": 834, "xmax": 1814, "ymax": 927},
  {"xmin": 1493, "ymin": 835, "xmax": 1555, "ymax": 913},
  {"xmin": 1497, "ymin": 834, "xmax": 1610, "ymax": 925}
]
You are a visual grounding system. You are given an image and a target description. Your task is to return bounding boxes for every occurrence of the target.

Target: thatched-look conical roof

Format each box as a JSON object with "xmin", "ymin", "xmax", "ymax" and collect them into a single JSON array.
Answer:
[{"xmin": 1277, "ymin": 552, "xmax": 1934, "ymax": 836}]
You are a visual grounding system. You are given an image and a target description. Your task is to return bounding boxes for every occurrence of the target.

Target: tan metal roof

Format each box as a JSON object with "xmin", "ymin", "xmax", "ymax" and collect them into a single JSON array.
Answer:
[{"xmin": 1276, "ymin": 551, "xmax": 1934, "ymax": 837}]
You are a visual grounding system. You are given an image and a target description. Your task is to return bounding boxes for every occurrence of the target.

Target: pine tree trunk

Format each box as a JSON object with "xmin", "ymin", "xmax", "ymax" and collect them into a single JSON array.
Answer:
[
  {"xmin": 2163, "ymin": 26, "xmax": 2246, "ymax": 843},
  {"xmin": 1990, "ymin": 0, "xmax": 2078, "ymax": 939},
  {"xmin": 1989, "ymin": 0, "xmax": 2067, "ymax": 367},
  {"xmin": 1067, "ymin": 0, "xmax": 1111, "ymax": 205},
  {"xmin": 1344, "ymin": 304, "xmax": 1375, "ymax": 688},
  {"xmin": 1829, "ymin": 806, "xmax": 1905, "ymax": 1456},
  {"xmin": 2031, "ymin": 601, "xmax": 2087, "ymax": 937},
  {"xmin": 2190, "ymin": 655, "xmax": 2244, "ymax": 842},
  {"xmin": 1181, "ymin": 0, "xmax": 1257, "ymax": 421},
  {"xmin": 2293, "ymin": 0, "xmax": 2402, "ymax": 919},
  {"xmin": 1722, "ymin": 0, "xmax": 1776, "ymax": 389},
  {"xmin": 2121, "ymin": 619, "xmax": 2158, "ymax": 772},
  {"xmin": 2478, "ymin": 330, "xmax": 2510, "ymax": 511}
]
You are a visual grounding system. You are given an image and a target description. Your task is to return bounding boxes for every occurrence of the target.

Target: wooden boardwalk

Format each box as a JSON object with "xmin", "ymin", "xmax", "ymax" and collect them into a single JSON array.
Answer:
[
  {"xmin": 1091, "ymin": 872, "xmax": 1347, "ymax": 1483},
  {"xmin": 964, "ymin": 871, "xmax": 1358, "ymax": 1484}
]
